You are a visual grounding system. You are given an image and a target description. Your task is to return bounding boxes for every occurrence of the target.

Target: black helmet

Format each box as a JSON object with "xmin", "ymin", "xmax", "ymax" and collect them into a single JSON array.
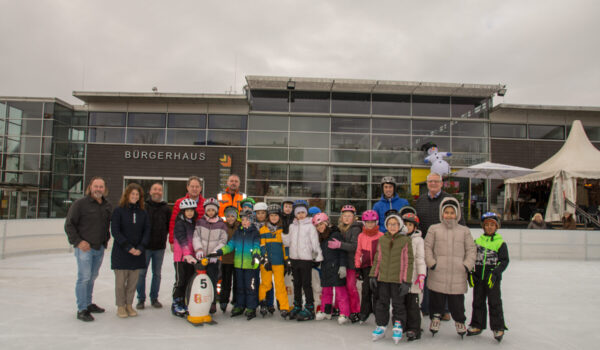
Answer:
[{"xmin": 267, "ymin": 203, "xmax": 281, "ymax": 215}]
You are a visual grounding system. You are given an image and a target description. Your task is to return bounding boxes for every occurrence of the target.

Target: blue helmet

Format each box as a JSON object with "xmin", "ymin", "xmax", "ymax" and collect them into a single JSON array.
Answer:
[
  {"xmin": 293, "ymin": 199, "xmax": 309, "ymax": 209},
  {"xmin": 481, "ymin": 212, "xmax": 500, "ymax": 228},
  {"xmin": 308, "ymin": 206, "xmax": 321, "ymax": 216}
]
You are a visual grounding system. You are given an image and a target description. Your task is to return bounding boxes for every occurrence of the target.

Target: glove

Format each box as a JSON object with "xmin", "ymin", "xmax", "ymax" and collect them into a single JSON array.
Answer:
[
  {"xmin": 252, "ymin": 253, "xmax": 261, "ymax": 266},
  {"xmin": 369, "ymin": 277, "xmax": 378, "ymax": 291},
  {"xmin": 430, "ymin": 264, "xmax": 437, "ymax": 271},
  {"xmin": 468, "ymin": 271, "xmax": 475, "ymax": 288},
  {"xmin": 327, "ymin": 238, "xmax": 342, "ymax": 249},
  {"xmin": 207, "ymin": 250, "xmax": 223, "ymax": 258},
  {"xmin": 261, "ymin": 256, "xmax": 272, "ymax": 271},
  {"xmin": 414, "ymin": 274, "xmax": 425, "ymax": 290},
  {"xmin": 195, "ymin": 250, "xmax": 204, "ymax": 260},
  {"xmin": 209, "ymin": 257, "xmax": 218, "ymax": 264},
  {"xmin": 488, "ymin": 271, "xmax": 499, "ymax": 288},
  {"xmin": 183, "ymin": 255, "xmax": 197, "ymax": 264},
  {"xmin": 284, "ymin": 259, "xmax": 292, "ymax": 275},
  {"xmin": 338, "ymin": 266, "xmax": 347, "ymax": 279}
]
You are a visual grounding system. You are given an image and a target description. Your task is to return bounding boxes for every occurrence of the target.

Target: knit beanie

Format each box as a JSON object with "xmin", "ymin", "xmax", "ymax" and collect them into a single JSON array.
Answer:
[{"xmin": 294, "ymin": 206, "xmax": 308, "ymax": 216}]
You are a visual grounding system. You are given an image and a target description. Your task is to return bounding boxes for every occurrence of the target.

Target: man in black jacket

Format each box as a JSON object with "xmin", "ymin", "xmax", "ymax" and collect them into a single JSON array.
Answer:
[
  {"xmin": 136, "ymin": 182, "xmax": 171, "ymax": 310},
  {"xmin": 65, "ymin": 177, "xmax": 113, "ymax": 322}
]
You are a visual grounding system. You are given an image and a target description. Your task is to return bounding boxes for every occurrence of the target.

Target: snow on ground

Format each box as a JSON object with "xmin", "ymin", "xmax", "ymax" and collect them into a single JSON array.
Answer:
[{"xmin": 1, "ymin": 252, "xmax": 599, "ymax": 350}]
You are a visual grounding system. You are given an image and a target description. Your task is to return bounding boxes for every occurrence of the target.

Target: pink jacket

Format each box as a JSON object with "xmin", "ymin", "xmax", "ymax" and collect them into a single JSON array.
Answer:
[
  {"xmin": 172, "ymin": 214, "xmax": 196, "ymax": 263},
  {"xmin": 354, "ymin": 226, "xmax": 384, "ymax": 268}
]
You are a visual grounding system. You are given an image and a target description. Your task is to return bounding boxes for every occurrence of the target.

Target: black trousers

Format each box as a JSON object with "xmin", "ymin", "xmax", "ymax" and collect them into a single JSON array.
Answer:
[
  {"xmin": 375, "ymin": 282, "xmax": 409, "ymax": 328},
  {"xmin": 291, "ymin": 259, "xmax": 314, "ymax": 306},
  {"xmin": 205, "ymin": 262, "xmax": 220, "ymax": 305},
  {"xmin": 429, "ymin": 290, "xmax": 466, "ymax": 323},
  {"xmin": 470, "ymin": 279, "xmax": 506, "ymax": 331},
  {"xmin": 172, "ymin": 262, "xmax": 195, "ymax": 302},
  {"xmin": 405, "ymin": 292, "xmax": 422, "ymax": 334},
  {"xmin": 359, "ymin": 267, "xmax": 377, "ymax": 317},
  {"xmin": 220, "ymin": 263, "xmax": 237, "ymax": 304},
  {"xmin": 235, "ymin": 268, "xmax": 259, "ymax": 310}
]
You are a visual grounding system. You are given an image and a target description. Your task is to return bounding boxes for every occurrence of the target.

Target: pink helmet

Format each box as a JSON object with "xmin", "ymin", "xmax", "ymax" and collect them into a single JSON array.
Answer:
[
  {"xmin": 312, "ymin": 212, "xmax": 329, "ymax": 226},
  {"xmin": 361, "ymin": 210, "xmax": 379, "ymax": 222},
  {"xmin": 340, "ymin": 204, "xmax": 356, "ymax": 213}
]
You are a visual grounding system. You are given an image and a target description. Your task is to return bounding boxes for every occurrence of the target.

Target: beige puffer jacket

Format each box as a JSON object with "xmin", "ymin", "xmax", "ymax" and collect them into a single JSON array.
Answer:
[
  {"xmin": 424, "ymin": 197, "xmax": 476, "ymax": 295},
  {"xmin": 409, "ymin": 229, "xmax": 427, "ymax": 294}
]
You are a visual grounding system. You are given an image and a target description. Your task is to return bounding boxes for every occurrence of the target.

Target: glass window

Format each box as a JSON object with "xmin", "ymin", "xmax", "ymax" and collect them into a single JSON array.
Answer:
[
  {"xmin": 372, "ymin": 94, "xmax": 410, "ymax": 116},
  {"xmin": 0, "ymin": 101, "xmax": 6, "ymax": 118},
  {"xmin": 247, "ymin": 147, "xmax": 287, "ymax": 161},
  {"xmin": 331, "ymin": 92, "xmax": 370, "ymax": 115},
  {"xmin": 207, "ymin": 130, "xmax": 246, "ymax": 146},
  {"xmin": 289, "ymin": 165, "xmax": 327, "ymax": 181},
  {"xmin": 331, "ymin": 117, "xmax": 369, "ymax": 133},
  {"xmin": 208, "ymin": 115, "xmax": 247, "ymax": 130},
  {"xmin": 126, "ymin": 129, "xmax": 165, "ymax": 144},
  {"xmin": 528, "ymin": 125, "xmax": 564, "ymax": 140},
  {"xmin": 331, "ymin": 199, "xmax": 369, "ymax": 213},
  {"xmin": 331, "ymin": 150, "xmax": 370, "ymax": 163},
  {"xmin": 249, "ymin": 90, "xmax": 289, "ymax": 112},
  {"xmin": 166, "ymin": 130, "xmax": 206, "ymax": 145},
  {"xmin": 412, "ymin": 136, "xmax": 450, "ymax": 152},
  {"xmin": 88, "ymin": 127, "xmax": 125, "ymax": 143},
  {"xmin": 249, "ymin": 115, "xmax": 288, "ymax": 131},
  {"xmin": 332, "ymin": 167, "xmax": 369, "ymax": 183},
  {"xmin": 43, "ymin": 119, "xmax": 53, "ymax": 136},
  {"xmin": 89, "ymin": 112, "xmax": 126, "ymax": 126},
  {"xmin": 248, "ymin": 131, "xmax": 288, "ymax": 147},
  {"xmin": 289, "ymin": 148, "xmax": 329, "ymax": 162},
  {"xmin": 372, "ymin": 135, "xmax": 411, "ymax": 151},
  {"xmin": 247, "ymin": 163, "xmax": 287, "ymax": 180},
  {"xmin": 127, "ymin": 113, "xmax": 166, "ymax": 128},
  {"xmin": 7, "ymin": 120, "xmax": 22, "ymax": 135},
  {"xmin": 72, "ymin": 111, "xmax": 88, "ymax": 126},
  {"xmin": 168, "ymin": 114, "xmax": 206, "ymax": 128},
  {"xmin": 331, "ymin": 183, "xmax": 368, "ymax": 199},
  {"xmin": 490, "ymin": 123, "xmax": 526, "ymax": 138},
  {"xmin": 371, "ymin": 151, "xmax": 411, "ymax": 164},
  {"xmin": 290, "ymin": 116, "xmax": 330, "ymax": 132},
  {"xmin": 5, "ymin": 154, "xmax": 39, "ymax": 171},
  {"xmin": 452, "ymin": 121, "xmax": 487, "ymax": 137},
  {"xmin": 452, "ymin": 137, "xmax": 488, "ymax": 153},
  {"xmin": 331, "ymin": 133, "xmax": 369, "ymax": 149},
  {"xmin": 372, "ymin": 118, "xmax": 410, "ymax": 134},
  {"xmin": 5, "ymin": 136, "xmax": 41, "ymax": 154},
  {"xmin": 583, "ymin": 126, "xmax": 600, "ymax": 142},
  {"xmin": 371, "ymin": 184, "xmax": 411, "ymax": 200},
  {"xmin": 247, "ymin": 180, "xmax": 287, "ymax": 197},
  {"xmin": 289, "ymin": 132, "xmax": 329, "ymax": 148},
  {"xmin": 7, "ymin": 101, "xmax": 43, "ymax": 119},
  {"xmin": 412, "ymin": 95, "xmax": 450, "ymax": 117},
  {"xmin": 289, "ymin": 181, "xmax": 327, "ymax": 197},
  {"xmin": 290, "ymin": 91, "xmax": 330, "ymax": 113},
  {"xmin": 69, "ymin": 127, "xmax": 86, "ymax": 142},
  {"xmin": 19, "ymin": 119, "xmax": 42, "ymax": 136},
  {"xmin": 451, "ymin": 97, "xmax": 487, "ymax": 118},
  {"xmin": 6, "ymin": 137, "xmax": 21, "ymax": 153},
  {"xmin": 371, "ymin": 168, "xmax": 410, "ymax": 184},
  {"xmin": 412, "ymin": 119, "xmax": 450, "ymax": 136}
]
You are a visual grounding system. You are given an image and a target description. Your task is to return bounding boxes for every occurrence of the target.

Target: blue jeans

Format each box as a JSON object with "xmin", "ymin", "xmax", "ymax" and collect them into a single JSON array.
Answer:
[
  {"xmin": 136, "ymin": 249, "xmax": 165, "ymax": 302},
  {"xmin": 75, "ymin": 246, "xmax": 105, "ymax": 311}
]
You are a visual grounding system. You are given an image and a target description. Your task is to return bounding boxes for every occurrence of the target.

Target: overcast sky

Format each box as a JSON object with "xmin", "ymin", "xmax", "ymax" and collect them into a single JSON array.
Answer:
[{"xmin": 0, "ymin": 0, "xmax": 598, "ymax": 106}]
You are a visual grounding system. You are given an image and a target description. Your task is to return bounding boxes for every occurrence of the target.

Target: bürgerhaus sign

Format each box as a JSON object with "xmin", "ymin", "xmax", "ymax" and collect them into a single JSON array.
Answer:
[{"xmin": 124, "ymin": 149, "xmax": 206, "ymax": 161}]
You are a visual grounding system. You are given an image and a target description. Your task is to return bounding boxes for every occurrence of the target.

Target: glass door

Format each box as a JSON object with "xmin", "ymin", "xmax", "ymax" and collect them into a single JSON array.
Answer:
[{"xmin": 123, "ymin": 176, "xmax": 203, "ymax": 207}]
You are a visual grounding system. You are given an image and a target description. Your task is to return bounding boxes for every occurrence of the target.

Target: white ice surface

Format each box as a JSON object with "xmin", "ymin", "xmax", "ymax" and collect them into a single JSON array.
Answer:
[{"xmin": 1, "ymin": 252, "xmax": 599, "ymax": 350}]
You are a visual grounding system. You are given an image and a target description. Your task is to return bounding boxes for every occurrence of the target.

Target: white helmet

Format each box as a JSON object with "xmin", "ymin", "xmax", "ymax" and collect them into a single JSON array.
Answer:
[
  {"xmin": 179, "ymin": 198, "xmax": 197, "ymax": 210},
  {"xmin": 254, "ymin": 202, "xmax": 268, "ymax": 211}
]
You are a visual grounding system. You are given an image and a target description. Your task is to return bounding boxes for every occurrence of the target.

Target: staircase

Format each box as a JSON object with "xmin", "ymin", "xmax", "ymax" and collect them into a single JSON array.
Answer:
[{"xmin": 564, "ymin": 198, "xmax": 600, "ymax": 229}]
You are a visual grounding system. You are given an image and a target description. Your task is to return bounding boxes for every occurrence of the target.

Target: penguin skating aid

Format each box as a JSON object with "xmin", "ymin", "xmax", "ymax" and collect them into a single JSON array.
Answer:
[{"xmin": 187, "ymin": 259, "xmax": 217, "ymax": 326}]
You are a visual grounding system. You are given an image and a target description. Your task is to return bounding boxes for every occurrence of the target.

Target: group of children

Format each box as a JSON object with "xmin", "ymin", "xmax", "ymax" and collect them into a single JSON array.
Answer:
[{"xmin": 170, "ymin": 191, "xmax": 509, "ymax": 344}]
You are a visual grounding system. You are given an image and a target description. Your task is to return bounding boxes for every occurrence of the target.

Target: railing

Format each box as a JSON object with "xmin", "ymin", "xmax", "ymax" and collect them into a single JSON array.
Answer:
[
  {"xmin": 0, "ymin": 219, "xmax": 71, "ymax": 259},
  {"xmin": 564, "ymin": 197, "xmax": 600, "ymax": 229}
]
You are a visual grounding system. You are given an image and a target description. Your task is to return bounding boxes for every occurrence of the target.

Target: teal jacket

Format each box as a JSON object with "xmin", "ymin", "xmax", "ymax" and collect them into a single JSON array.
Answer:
[{"xmin": 220, "ymin": 224, "xmax": 260, "ymax": 269}]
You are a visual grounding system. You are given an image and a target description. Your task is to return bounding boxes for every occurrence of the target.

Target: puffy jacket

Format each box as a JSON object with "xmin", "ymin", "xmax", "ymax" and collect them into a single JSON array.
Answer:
[
  {"xmin": 282, "ymin": 217, "xmax": 323, "ymax": 262},
  {"xmin": 338, "ymin": 220, "xmax": 363, "ymax": 269},
  {"xmin": 172, "ymin": 213, "xmax": 197, "ymax": 263},
  {"xmin": 354, "ymin": 226, "xmax": 384, "ymax": 268},
  {"xmin": 409, "ymin": 230, "xmax": 427, "ymax": 294},
  {"xmin": 110, "ymin": 204, "xmax": 150, "ymax": 270},
  {"xmin": 372, "ymin": 194, "xmax": 409, "ymax": 228},
  {"xmin": 424, "ymin": 197, "xmax": 476, "ymax": 295},
  {"xmin": 370, "ymin": 231, "xmax": 414, "ymax": 284},
  {"xmin": 193, "ymin": 215, "xmax": 228, "ymax": 256},
  {"xmin": 473, "ymin": 233, "xmax": 509, "ymax": 283},
  {"xmin": 217, "ymin": 190, "xmax": 246, "ymax": 218},
  {"xmin": 220, "ymin": 224, "xmax": 261, "ymax": 269},
  {"xmin": 222, "ymin": 220, "xmax": 240, "ymax": 264},
  {"xmin": 259, "ymin": 223, "xmax": 287, "ymax": 266},
  {"xmin": 415, "ymin": 191, "xmax": 465, "ymax": 239},
  {"xmin": 168, "ymin": 194, "xmax": 205, "ymax": 244},
  {"xmin": 319, "ymin": 226, "xmax": 347, "ymax": 287},
  {"xmin": 144, "ymin": 199, "xmax": 171, "ymax": 250}
]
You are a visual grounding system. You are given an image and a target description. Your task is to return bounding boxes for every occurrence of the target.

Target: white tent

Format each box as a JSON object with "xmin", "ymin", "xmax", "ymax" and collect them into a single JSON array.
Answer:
[{"xmin": 504, "ymin": 120, "xmax": 600, "ymax": 222}]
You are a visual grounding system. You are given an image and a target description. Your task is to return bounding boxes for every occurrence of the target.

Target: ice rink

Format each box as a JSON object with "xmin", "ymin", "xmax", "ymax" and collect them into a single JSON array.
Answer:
[{"xmin": 1, "ymin": 252, "xmax": 599, "ymax": 350}]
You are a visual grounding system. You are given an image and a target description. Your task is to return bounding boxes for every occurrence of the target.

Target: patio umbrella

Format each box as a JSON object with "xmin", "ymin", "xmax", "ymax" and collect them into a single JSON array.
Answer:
[{"xmin": 451, "ymin": 161, "xmax": 537, "ymax": 212}]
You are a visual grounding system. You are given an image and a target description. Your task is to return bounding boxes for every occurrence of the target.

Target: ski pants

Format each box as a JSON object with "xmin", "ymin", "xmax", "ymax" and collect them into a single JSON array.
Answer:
[
  {"xmin": 291, "ymin": 259, "xmax": 314, "ymax": 306},
  {"xmin": 345, "ymin": 268, "xmax": 361, "ymax": 314},
  {"xmin": 235, "ymin": 268, "xmax": 259, "ymax": 310},
  {"xmin": 375, "ymin": 282, "xmax": 409, "ymax": 328},
  {"xmin": 405, "ymin": 292, "xmax": 422, "ymax": 335},
  {"xmin": 429, "ymin": 290, "xmax": 466, "ymax": 323},
  {"xmin": 469, "ymin": 279, "xmax": 506, "ymax": 331},
  {"xmin": 205, "ymin": 261, "xmax": 220, "ymax": 306},
  {"xmin": 359, "ymin": 266, "xmax": 377, "ymax": 318},
  {"xmin": 321, "ymin": 286, "xmax": 350, "ymax": 316},
  {"xmin": 220, "ymin": 263, "xmax": 237, "ymax": 305},
  {"xmin": 173, "ymin": 262, "xmax": 195, "ymax": 302},
  {"xmin": 259, "ymin": 264, "xmax": 290, "ymax": 311}
]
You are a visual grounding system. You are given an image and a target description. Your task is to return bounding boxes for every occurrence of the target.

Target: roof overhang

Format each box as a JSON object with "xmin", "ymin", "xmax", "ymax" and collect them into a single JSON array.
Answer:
[
  {"xmin": 73, "ymin": 91, "xmax": 248, "ymax": 105},
  {"xmin": 0, "ymin": 96, "xmax": 74, "ymax": 109},
  {"xmin": 493, "ymin": 103, "xmax": 600, "ymax": 113}
]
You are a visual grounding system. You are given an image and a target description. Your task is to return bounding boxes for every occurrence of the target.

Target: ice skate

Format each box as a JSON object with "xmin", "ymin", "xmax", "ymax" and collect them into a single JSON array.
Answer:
[
  {"xmin": 171, "ymin": 298, "xmax": 186, "ymax": 318},
  {"xmin": 280, "ymin": 310, "xmax": 290, "ymax": 319},
  {"xmin": 245, "ymin": 308, "xmax": 256, "ymax": 320},
  {"xmin": 296, "ymin": 304, "xmax": 315, "ymax": 321},
  {"xmin": 406, "ymin": 330, "xmax": 421, "ymax": 341},
  {"xmin": 259, "ymin": 301, "xmax": 268, "ymax": 317},
  {"xmin": 337, "ymin": 315, "xmax": 349, "ymax": 325},
  {"xmin": 349, "ymin": 313, "xmax": 360, "ymax": 323},
  {"xmin": 430, "ymin": 314, "xmax": 441, "ymax": 336},
  {"xmin": 230, "ymin": 306, "xmax": 244, "ymax": 317},
  {"xmin": 493, "ymin": 330, "xmax": 504, "ymax": 342},
  {"xmin": 392, "ymin": 321, "xmax": 403, "ymax": 344},
  {"xmin": 455, "ymin": 322, "xmax": 467, "ymax": 339},
  {"xmin": 315, "ymin": 312, "xmax": 331, "ymax": 321},
  {"xmin": 289, "ymin": 305, "xmax": 302, "ymax": 320},
  {"xmin": 466, "ymin": 326, "xmax": 482, "ymax": 336},
  {"xmin": 268, "ymin": 306, "xmax": 275, "ymax": 315},
  {"xmin": 372, "ymin": 326, "xmax": 386, "ymax": 341}
]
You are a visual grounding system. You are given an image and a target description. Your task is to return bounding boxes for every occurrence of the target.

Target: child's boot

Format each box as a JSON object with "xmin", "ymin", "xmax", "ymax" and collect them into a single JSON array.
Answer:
[
  {"xmin": 259, "ymin": 300, "xmax": 268, "ymax": 317},
  {"xmin": 372, "ymin": 326, "xmax": 386, "ymax": 341},
  {"xmin": 171, "ymin": 298, "xmax": 186, "ymax": 318},
  {"xmin": 430, "ymin": 314, "xmax": 441, "ymax": 336},
  {"xmin": 230, "ymin": 306, "xmax": 244, "ymax": 317},
  {"xmin": 289, "ymin": 303, "xmax": 302, "ymax": 320},
  {"xmin": 455, "ymin": 322, "xmax": 467, "ymax": 339},
  {"xmin": 392, "ymin": 321, "xmax": 403, "ymax": 344},
  {"xmin": 245, "ymin": 308, "xmax": 256, "ymax": 320},
  {"xmin": 296, "ymin": 304, "xmax": 315, "ymax": 321}
]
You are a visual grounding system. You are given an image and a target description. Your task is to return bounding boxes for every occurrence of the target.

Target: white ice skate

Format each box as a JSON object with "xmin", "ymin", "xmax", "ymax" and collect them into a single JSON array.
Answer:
[
  {"xmin": 315, "ymin": 312, "xmax": 331, "ymax": 321},
  {"xmin": 392, "ymin": 321, "xmax": 403, "ymax": 344},
  {"xmin": 338, "ymin": 315, "xmax": 349, "ymax": 325},
  {"xmin": 372, "ymin": 326, "xmax": 386, "ymax": 341}
]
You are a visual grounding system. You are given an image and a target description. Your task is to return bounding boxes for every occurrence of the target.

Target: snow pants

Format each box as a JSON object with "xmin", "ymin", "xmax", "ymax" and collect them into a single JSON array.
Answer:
[
  {"xmin": 259, "ymin": 264, "xmax": 290, "ymax": 311},
  {"xmin": 358, "ymin": 266, "xmax": 377, "ymax": 318},
  {"xmin": 375, "ymin": 282, "xmax": 409, "ymax": 328},
  {"xmin": 429, "ymin": 290, "xmax": 466, "ymax": 323},
  {"xmin": 173, "ymin": 262, "xmax": 194, "ymax": 302},
  {"xmin": 291, "ymin": 259, "xmax": 314, "ymax": 306},
  {"xmin": 235, "ymin": 268, "xmax": 259, "ymax": 310},
  {"xmin": 405, "ymin": 292, "xmax": 422, "ymax": 335},
  {"xmin": 321, "ymin": 286, "xmax": 350, "ymax": 316},
  {"xmin": 469, "ymin": 279, "xmax": 507, "ymax": 331},
  {"xmin": 220, "ymin": 263, "xmax": 236, "ymax": 305},
  {"xmin": 345, "ymin": 268, "xmax": 360, "ymax": 314}
]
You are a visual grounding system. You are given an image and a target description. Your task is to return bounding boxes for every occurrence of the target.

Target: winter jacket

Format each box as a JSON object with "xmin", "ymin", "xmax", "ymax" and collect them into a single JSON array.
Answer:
[
  {"xmin": 415, "ymin": 191, "xmax": 465, "ymax": 239},
  {"xmin": 354, "ymin": 226, "xmax": 384, "ymax": 268},
  {"xmin": 217, "ymin": 189, "xmax": 246, "ymax": 218},
  {"xmin": 110, "ymin": 204, "xmax": 150, "ymax": 270},
  {"xmin": 338, "ymin": 220, "xmax": 363, "ymax": 269},
  {"xmin": 370, "ymin": 231, "xmax": 414, "ymax": 284},
  {"xmin": 282, "ymin": 217, "xmax": 323, "ymax": 262},
  {"xmin": 473, "ymin": 233, "xmax": 509, "ymax": 283},
  {"xmin": 409, "ymin": 230, "xmax": 427, "ymax": 294},
  {"xmin": 65, "ymin": 195, "xmax": 113, "ymax": 250},
  {"xmin": 172, "ymin": 213, "xmax": 197, "ymax": 263},
  {"xmin": 254, "ymin": 220, "xmax": 266, "ymax": 232},
  {"xmin": 319, "ymin": 226, "xmax": 347, "ymax": 288},
  {"xmin": 168, "ymin": 194, "xmax": 205, "ymax": 244},
  {"xmin": 424, "ymin": 197, "xmax": 476, "ymax": 295},
  {"xmin": 281, "ymin": 213, "xmax": 294, "ymax": 234},
  {"xmin": 222, "ymin": 221, "xmax": 241, "ymax": 264},
  {"xmin": 220, "ymin": 224, "xmax": 261, "ymax": 269},
  {"xmin": 259, "ymin": 223, "xmax": 287, "ymax": 266},
  {"xmin": 193, "ymin": 215, "xmax": 228, "ymax": 256},
  {"xmin": 144, "ymin": 199, "xmax": 171, "ymax": 250},
  {"xmin": 527, "ymin": 220, "xmax": 547, "ymax": 229},
  {"xmin": 372, "ymin": 194, "xmax": 410, "ymax": 228}
]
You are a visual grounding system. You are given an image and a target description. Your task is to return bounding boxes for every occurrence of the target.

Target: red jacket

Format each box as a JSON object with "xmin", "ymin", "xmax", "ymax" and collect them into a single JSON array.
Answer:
[{"xmin": 168, "ymin": 194, "xmax": 205, "ymax": 244}]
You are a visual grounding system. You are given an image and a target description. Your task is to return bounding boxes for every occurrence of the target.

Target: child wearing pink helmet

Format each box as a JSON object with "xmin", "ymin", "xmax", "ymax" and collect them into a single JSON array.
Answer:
[{"xmin": 354, "ymin": 209, "xmax": 384, "ymax": 323}]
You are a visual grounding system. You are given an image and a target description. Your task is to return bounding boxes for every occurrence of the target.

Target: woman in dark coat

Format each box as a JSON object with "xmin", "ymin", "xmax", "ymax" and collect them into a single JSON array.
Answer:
[{"xmin": 111, "ymin": 183, "xmax": 150, "ymax": 318}]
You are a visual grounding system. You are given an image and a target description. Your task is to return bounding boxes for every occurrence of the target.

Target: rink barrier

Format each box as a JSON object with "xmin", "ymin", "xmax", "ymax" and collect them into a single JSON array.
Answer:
[{"xmin": 0, "ymin": 219, "xmax": 71, "ymax": 259}]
